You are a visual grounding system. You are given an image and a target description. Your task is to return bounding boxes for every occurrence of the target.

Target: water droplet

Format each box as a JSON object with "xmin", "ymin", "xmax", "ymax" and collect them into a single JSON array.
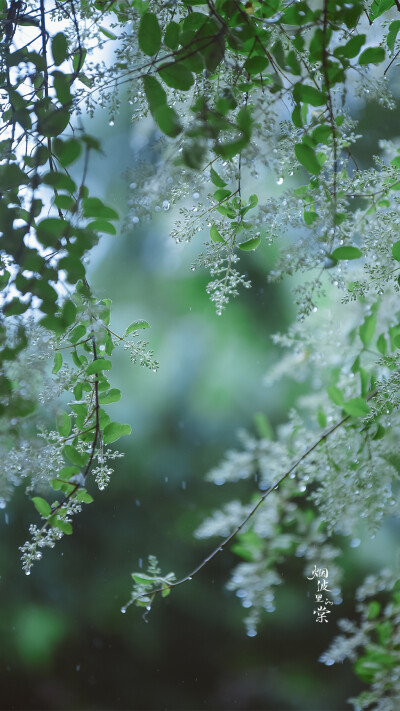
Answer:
[
  {"xmin": 277, "ymin": 177, "xmax": 284, "ymax": 185},
  {"xmin": 247, "ymin": 627, "xmax": 257, "ymax": 637},
  {"xmin": 162, "ymin": 200, "xmax": 170, "ymax": 211},
  {"xmin": 120, "ymin": 606, "xmax": 126, "ymax": 614},
  {"xmin": 324, "ymin": 658, "xmax": 335, "ymax": 666},
  {"xmin": 25, "ymin": 570, "xmax": 31, "ymax": 576},
  {"xmin": 132, "ymin": 216, "xmax": 139, "ymax": 224},
  {"xmin": 350, "ymin": 538, "xmax": 361, "ymax": 548},
  {"xmin": 109, "ymin": 120, "xmax": 115, "ymax": 127}
]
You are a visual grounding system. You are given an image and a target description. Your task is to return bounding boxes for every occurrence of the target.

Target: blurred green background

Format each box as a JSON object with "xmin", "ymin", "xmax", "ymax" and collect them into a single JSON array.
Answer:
[{"xmin": 0, "ymin": 94, "xmax": 398, "ymax": 711}]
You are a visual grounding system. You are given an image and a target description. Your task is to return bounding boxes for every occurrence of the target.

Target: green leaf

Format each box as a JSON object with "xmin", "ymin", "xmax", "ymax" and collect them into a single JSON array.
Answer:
[
  {"xmin": 254, "ymin": 412, "xmax": 273, "ymax": 439},
  {"xmin": 334, "ymin": 34, "xmax": 365, "ymax": 59},
  {"xmin": 0, "ymin": 163, "xmax": 29, "ymax": 190},
  {"xmin": 125, "ymin": 320, "xmax": 150, "ymax": 335},
  {"xmin": 86, "ymin": 358, "xmax": 112, "ymax": 375},
  {"xmin": 82, "ymin": 197, "xmax": 118, "ymax": 220},
  {"xmin": 294, "ymin": 143, "xmax": 321, "ymax": 175},
  {"xmin": 244, "ymin": 55, "xmax": 269, "ymax": 75},
  {"xmin": 164, "ymin": 21, "xmax": 180, "ymax": 50},
  {"xmin": 32, "ymin": 497, "xmax": 52, "ymax": 518},
  {"xmin": 56, "ymin": 411, "xmax": 72, "ymax": 437},
  {"xmin": 293, "ymin": 84, "xmax": 326, "ymax": 107},
  {"xmin": 37, "ymin": 217, "xmax": 69, "ymax": 247},
  {"xmin": 98, "ymin": 388, "xmax": 121, "ymax": 404},
  {"xmin": 210, "ymin": 167, "xmax": 227, "ymax": 188},
  {"xmin": 387, "ymin": 20, "xmax": 400, "ymax": 51},
  {"xmin": 51, "ymin": 518, "xmax": 73, "ymax": 534},
  {"xmin": 4, "ymin": 299, "xmax": 29, "ymax": 316},
  {"xmin": 103, "ymin": 422, "xmax": 132, "ymax": 444},
  {"xmin": 239, "ymin": 235, "xmax": 261, "ymax": 251},
  {"xmin": 343, "ymin": 398, "xmax": 370, "ymax": 417},
  {"xmin": 143, "ymin": 75, "xmax": 167, "ymax": 114},
  {"xmin": 63, "ymin": 445, "xmax": 87, "ymax": 467},
  {"xmin": 52, "ymin": 352, "xmax": 63, "ymax": 374},
  {"xmin": 377, "ymin": 333, "xmax": 387, "ymax": 355},
  {"xmin": 61, "ymin": 299, "xmax": 77, "ymax": 327},
  {"xmin": 37, "ymin": 108, "xmax": 70, "ymax": 137},
  {"xmin": 99, "ymin": 25, "xmax": 117, "ymax": 40},
  {"xmin": 68, "ymin": 324, "xmax": 86, "ymax": 344},
  {"xmin": 138, "ymin": 12, "xmax": 162, "ymax": 56},
  {"xmin": 75, "ymin": 489, "xmax": 94, "ymax": 504},
  {"xmin": 158, "ymin": 63, "xmax": 194, "ymax": 91},
  {"xmin": 331, "ymin": 246, "xmax": 363, "ymax": 261},
  {"xmin": 359, "ymin": 315, "xmax": 376, "ymax": 347},
  {"xmin": 359, "ymin": 47, "xmax": 385, "ymax": 65},
  {"xmin": 304, "ymin": 210, "xmax": 318, "ymax": 225},
  {"xmin": 327, "ymin": 385, "xmax": 344, "ymax": 406},
  {"xmin": 88, "ymin": 220, "xmax": 117, "ymax": 235},
  {"xmin": 154, "ymin": 105, "xmax": 182, "ymax": 138},
  {"xmin": 43, "ymin": 171, "xmax": 76, "ymax": 193},
  {"xmin": 210, "ymin": 224, "xmax": 226, "ymax": 243},
  {"xmin": 53, "ymin": 138, "xmax": 82, "ymax": 167},
  {"xmin": 131, "ymin": 573, "xmax": 156, "ymax": 585},
  {"xmin": 392, "ymin": 240, "xmax": 400, "ymax": 261},
  {"xmin": 51, "ymin": 33, "xmax": 68, "ymax": 66},
  {"xmin": 370, "ymin": 0, "xmax": 395, "ymax": 20},
  {"xmin": 72, "ymin": 48, "xmax": 87, "ymax": 72},
  {"xmin": 0, "ymin": 270, "xmax": 10, "ymax": 290},
  {"xmin": 368, "ymin": 600, "xmax": 381, "ymax": 619},
  {"xmin": 214, "ymin": 188, "xmax": 231, "ymax": 202}
]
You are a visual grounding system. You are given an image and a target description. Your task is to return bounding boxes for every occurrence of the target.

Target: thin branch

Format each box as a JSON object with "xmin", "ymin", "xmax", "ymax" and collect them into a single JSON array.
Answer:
[{"xmin": 126, "ymin": 390, "xmax": 378, "ymax": 608}]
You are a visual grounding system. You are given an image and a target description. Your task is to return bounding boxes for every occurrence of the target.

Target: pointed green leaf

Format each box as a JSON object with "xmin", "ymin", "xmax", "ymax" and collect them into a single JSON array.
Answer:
[
  {"xmin": 359, "ymin": 315, "xmax": 376, "ymax": 347},
  {"xmin": 98, "ymin": 388, "xmax": 121, "ymax": 404},
  {"xmin": 210, "ymin": 224, "xmax": 226, "ymax": 243},
  {"xmin": 56, "ymin": 411, "xmax": 72, "ymax": 437},
  {"xmin": 32, "ymin": 496, "xmax": 52, "ymax": 518},
  {"xmin": 239, "ymin": 235, "xmax": 261, "ymax": 251},
  {"xmin": 359, "ymin": 47, "xmax": 385, "ymax": 65},
  {"xmin": 52, "ymin": 352, "xmax": 63, "ymax": 374},
  {"xmin": 51, "ymin": 32, "xmax": 68, "ymax": 66},
  {"xmin": 125, "ymin": 320, "xmax": 150, "ymax": 335},
  {"xmin": 294, "ymin": 143, "xmax": 321, "ymax": 175},
  {"xmin": 327, "ymin": 385, "xmax": 344, "ymax": 406},
  {"xmin": 210, "ymin": 167, "xmax": 227, "ymax": 187},
  {"xmin": 343, "ymin": 398, "xmax": 370, "ymax": 417},
  {"xmin": 158, "ymin": 63, "xmax": 194, "ymax": 91},
  {"xmin": 331, "ymin": 246, "xmax": 363, "ymax": 261},
  {"xmin": 103, "ymin": 422, "xmax": 132, "ymax": 444},
  {"xmin": 138, "ymin": 12, "xmax": 162, "ymax": 56},
  {"xmin": 86, "ymin": 358, "xmax": 112, "ymax": 375},
  {"xmin": 392, "ymin": 240, "xmax": 400, "ymax": 261}
]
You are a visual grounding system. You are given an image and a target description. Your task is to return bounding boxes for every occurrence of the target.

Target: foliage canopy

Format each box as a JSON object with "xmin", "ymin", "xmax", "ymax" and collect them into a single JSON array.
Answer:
[{"xmin": 1, "ymin": 0, "xmax": 400, "ymax": 708}]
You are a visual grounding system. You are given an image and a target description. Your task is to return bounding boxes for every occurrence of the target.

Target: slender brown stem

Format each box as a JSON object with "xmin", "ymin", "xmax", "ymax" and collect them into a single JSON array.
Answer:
[{"xmin": 127, "ymin": 390, "xmax": 378, "ymax": 608}]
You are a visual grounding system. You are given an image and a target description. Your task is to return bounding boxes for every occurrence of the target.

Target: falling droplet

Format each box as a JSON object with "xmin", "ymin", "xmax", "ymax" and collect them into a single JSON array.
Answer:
[
  {"xmin": 277, "ymin": 177, "xmax": 283, "ymax": 185},
  {"xmin": 109, "ymin": 120, "xmax": 115, "ymax": 127},
  {"xmin": 350, "ymin": 538, "xmax": 361, "ymax": 548},
  {"xmin": 247, "ymin": 627, "xmax": 257, "ymax": 637}
]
